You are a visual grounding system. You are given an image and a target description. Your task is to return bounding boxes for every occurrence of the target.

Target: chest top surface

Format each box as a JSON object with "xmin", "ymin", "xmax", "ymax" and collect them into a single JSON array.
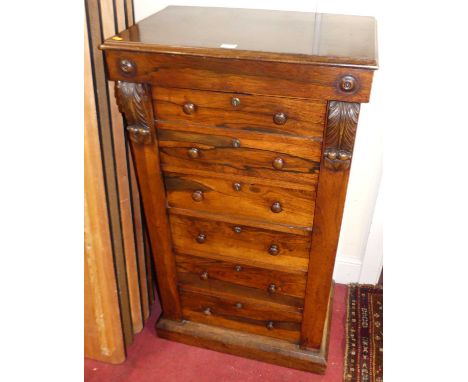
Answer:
[{"xmin": 101, "ymin": 6, "xmax": 378, "ymax": 69}]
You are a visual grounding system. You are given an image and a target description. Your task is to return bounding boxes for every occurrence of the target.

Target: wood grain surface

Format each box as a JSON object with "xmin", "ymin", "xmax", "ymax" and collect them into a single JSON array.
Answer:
[
  {"xmin": 156, "ymin": 319, "xmax": 328, "ymax": 373},
  {"xmin": 158, "ymin": 125, "xmax": 321, "ymax": 186},
  {"xmin": 301, "ymin": 101, "xmax": 360, "ymax": 349},
  {"xmin": 115, "ymin": 82, "xmax": 182, "ymax": 321},
  {"xmin": 169, "ymin": 214, "xmax": 310, "ymax": 272},
  {"xmin": 101, "ymin": 5, "xmax": 377, "ymax": 372},
  {"xmin": 179, "ymin": 273, "xmax": 305, "ymax": 309},
  {"xmin": 180, "ymin": 289, "xmax": 302, "ymax": 343},
  {"xmin": 101, "ymin": 6, "xmax": 378, "ymax": 69},
  {"xmin": 157, "ymin": 284, "xmax": 334, "ymax": 373},
  {"xmin": 164, "ymin": 172, "xmax": 316, "ymax": 228},
  {"xmin": 176, "ymin": 253, "xmax": 307, "ymax": 298},
  {"xmin": 153, "ymin": 87, "xmax": 326, "ymax": 138},
  {"xmin": 168, "ymin": 207, "xmax": 312, "ymax": 236},
  {"xmin": 108, "ymin": 82, "xmax": 144, "ymax": 333},
  {"xmin": 103, "ymin": 50, "xmax": 375, "ymax": 103},
  {"xmin": 86, "ymin": 0, "xmax": 133, "ymax": 347},
  {"xmin": 86, "ymin": 0, "xmax": 158, "ymax": 362},
  {"xmin": 85, "ymin": 20, "xmax": 125, "ymax": 362}
]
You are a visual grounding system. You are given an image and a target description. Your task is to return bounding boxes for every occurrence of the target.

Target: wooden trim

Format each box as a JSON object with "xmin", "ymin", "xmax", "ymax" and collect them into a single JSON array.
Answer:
[
  {"xmin": 86, "ymin": 0, "xmax": 156, "ymax": 359},
  {"xmin": 85, "ymin": 20, "xmax": 125, "ymax": 363},
  {"xmin": 156, "ymin": 283, "xmax": 334, "ymax": 373},
  {"xmin": 168, "ymin": 208, "xmax": 312, "ymax": 236},
  {"xmin": 124, "ymin": 0, "xmax": 134, "ymax": 28},
  {"xmin": 101, "ymin": 40, "xmax": 378, "ymax": 70},
  {"xmin": 85, "ymin": 0, "xmax": 134, "ymax": 347},
  {"xmin": 300, "ymin": 101, "xmax": 360, "ymax": 349},
  {"xmin": 115, "ymin": 81, "xmax": 182, "ymax": 320},
  {"xmin": 127, "ymin": 151, "xmax": 150, "ymax": 321},
  {"xmin": 138, "ymin": 213, "xmax": 150, "ymax": 321},
  {"xmin": 145, "ymin": 228, "xmax": 155, "ymax": 307},
  {"xmin": 114, "ymin": 0, "xmax": 126, "ymax": 32},
  {"xmin": 109, "ymin": 81, "xmax": 143, "ymax": 333},
  {"xmin": 101, "ymin": 51, "xmax": 375, "ymax": 103}
]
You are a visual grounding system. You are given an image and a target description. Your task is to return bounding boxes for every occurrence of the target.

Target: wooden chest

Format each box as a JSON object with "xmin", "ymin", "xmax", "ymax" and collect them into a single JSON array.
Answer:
[{"xmin": 101, "ymin": 6, "xmax": 378, "ymax": 373}]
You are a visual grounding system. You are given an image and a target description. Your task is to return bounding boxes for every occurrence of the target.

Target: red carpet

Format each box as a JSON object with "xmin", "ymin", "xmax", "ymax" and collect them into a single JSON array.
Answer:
[{"xmin": 85, "ymin": 284, "xmax": 347, "ymax": 382}]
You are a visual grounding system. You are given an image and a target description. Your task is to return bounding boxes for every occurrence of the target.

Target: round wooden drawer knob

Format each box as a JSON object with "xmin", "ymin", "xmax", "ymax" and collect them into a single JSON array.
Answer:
[
  {"xmin": 233, "ymin": 226, "xmax": 242, "ymax": 234},
  {"xmin": 271, "ymin": 202, "xmax": 282, "ymax": 213},
  {"xmin": 231, "ymin": 97, "xmax": 241, "ymax": 107},
  {"xmin": 232, "ymin": 138, "xmax": 241, "ymax": 148},
  {"xmin": 235, "ymin": 302, "xmax": 243, "ymax": 309},
  {"xmin": 234, "ymin": 265, "xmax": 242, "ymax": 272},
  {"xmin": 268, "ymin": 283, "xmax": 277, "ymax": 293},
  {"xmin": 188, "ymin": 147, "xmax": 200, "ymax": 158},
  {"xmin": 119, "ymin": 59, "xmax": 135, "ymax": 75},
  {"xmin": 203, "ymin": 307, "xmax": 212, "ymax": 315},
  {"xmin": 339, "ymin": 75, "xmax": 357, "ymax": 92},
  {"xmin": 268, "ymin": 244, "xmax": 279, "ymax": 256},
  {"xmin": 183, "ymin": 102, "xmax": 196, "ymax": 114},
  {"xmin": 192, "ymin": 190, "xmax": 204, "ymax": 202},
  {"xmin": 272, "ymin": 157, "xmax": 284, "ymax": 170},
  {"xmin": 200, "ymin": 271, "xmax": 209, "ymax": 280},
  {"xmin": 273, "ymin": 112, "xmax": 288, "ymax": 125},
  {"xmin": 266, "ymin": 321, "xmax": 274, "ymax": 330},
  {"xmin": 196, "ymin": 233, "xmax": 206, "ymax": 243}
]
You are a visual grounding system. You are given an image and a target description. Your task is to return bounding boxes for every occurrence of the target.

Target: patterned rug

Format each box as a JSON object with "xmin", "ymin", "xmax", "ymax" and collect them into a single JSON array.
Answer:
[{"xmin": 344, "ymin": 284, "xmax": 383, "ymax": 382}]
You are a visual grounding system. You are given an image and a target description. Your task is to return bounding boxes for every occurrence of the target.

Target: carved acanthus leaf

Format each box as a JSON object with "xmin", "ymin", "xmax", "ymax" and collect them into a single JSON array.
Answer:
[
  {"xmin": 115, "ymin": 81, "xmax": 153, "ymax": 144},
  {"xmin": 323, "ymin": 101, "xmax": 360, "ymax": 171}
]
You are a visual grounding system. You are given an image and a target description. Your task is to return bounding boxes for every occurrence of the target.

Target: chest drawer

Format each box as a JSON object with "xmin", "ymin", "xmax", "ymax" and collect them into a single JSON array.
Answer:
[
  {"xmin": 169, "ymin": 214, "xmax": 310, "ymax": 273},
  {"xmin": 164, "ymin": 172, "xmax": 316, "ymax": 228},
  {"xmin": 180, "ymin": 288, "xmax": 302, "ymax": 344},
  {"xmin": 176, "ymin": 253, "xmax": 307, "ymax": 298},
  {"xmin": 153, "ymin": 87, "xmax": 326, "ymax": 138},
  {"xmin": 158, "ymin": 126, "xmax": 321, "ymax": 187}
]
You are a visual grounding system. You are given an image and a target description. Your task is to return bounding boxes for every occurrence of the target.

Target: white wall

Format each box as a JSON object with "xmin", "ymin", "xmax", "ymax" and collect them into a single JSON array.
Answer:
[{"xmin": 133, "ymin": 0, "xmax": 383, "ymax": 284}]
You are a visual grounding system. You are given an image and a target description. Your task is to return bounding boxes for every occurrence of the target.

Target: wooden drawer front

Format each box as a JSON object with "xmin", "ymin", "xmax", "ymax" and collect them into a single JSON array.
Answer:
[
  {"xmin": 158, "ymin": 127, "xmax": 321, "ymax": 187},
  {"xmin": 176, "ymin": 254, "xmax": 307, "ymax": 298},
  {"xmin": 105, "ymin": 50, "xmax": 375, "ymax": 103},
  {"xmin": 153, "ymin": 87, "xmax": 326, "ymax": 138},
  {"xmin": 164, "ymin": 173, "xmax": 316, "ymax": 228},
  {"xmin": 180, "ymin": 289, "xmax": 302, "ymax": 343},
  {"xmin": 170, "ymin": 214, "xmax": 310, "ymax": 273}
]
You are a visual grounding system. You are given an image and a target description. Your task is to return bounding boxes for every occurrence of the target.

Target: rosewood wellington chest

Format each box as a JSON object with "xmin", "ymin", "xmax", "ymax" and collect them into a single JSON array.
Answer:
[{"xmin": 101, "ymin": 6, "xmax": 378, "ymax": 373}]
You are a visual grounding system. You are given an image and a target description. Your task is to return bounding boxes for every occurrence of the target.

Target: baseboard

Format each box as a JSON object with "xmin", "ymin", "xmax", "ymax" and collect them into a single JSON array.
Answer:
[{"xmin": 332, "ymin": 256, "xmax": 362, "ymax": 284}]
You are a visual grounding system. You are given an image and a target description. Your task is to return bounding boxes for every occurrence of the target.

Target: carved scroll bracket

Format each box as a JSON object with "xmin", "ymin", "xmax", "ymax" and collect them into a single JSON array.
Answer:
[
  {"xmin": 115, "ymin": 81, "xmax": 154, "ymax": 144},
  {"xmin": 323, "ymin": 101, "xmax": 360, "ymax": 171}
]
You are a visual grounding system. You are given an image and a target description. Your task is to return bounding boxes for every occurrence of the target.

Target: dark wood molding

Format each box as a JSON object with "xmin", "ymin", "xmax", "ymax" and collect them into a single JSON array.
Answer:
[
  {"xmin": 323, "ymin": 101, "xmax": 360, "ymax": 172},
  {"xmin": 115, "ymin": 81, "xmax": 153, "ymax": 144},
  {"xmin": 300, "ymin": 101, "xmax": 361, "ymax": 349},
  {"xmin": 114, "ymin": 81, "xmax": 183, "ymax": 321},
  {"xmin": 104, "ymin": 51, "xmax": 374, "ymax": 103}
]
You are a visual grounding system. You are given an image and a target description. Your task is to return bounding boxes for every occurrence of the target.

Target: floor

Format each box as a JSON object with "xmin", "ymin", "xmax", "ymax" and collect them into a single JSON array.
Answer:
[{"xmin": 85, "ymin": 284, "xmax": 347, "ymax": 382}]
